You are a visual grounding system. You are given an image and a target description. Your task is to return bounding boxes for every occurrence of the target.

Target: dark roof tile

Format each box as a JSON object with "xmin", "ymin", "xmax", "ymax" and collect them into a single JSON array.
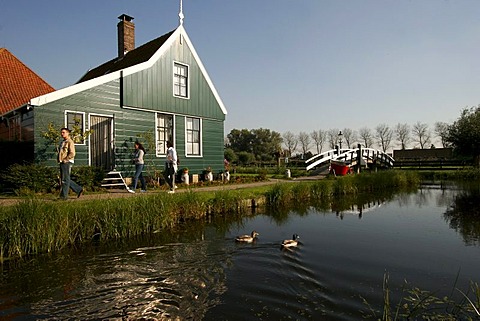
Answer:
[{"xmin": 77, "ymin": 29, "xmax": 176, "ymax": 83}]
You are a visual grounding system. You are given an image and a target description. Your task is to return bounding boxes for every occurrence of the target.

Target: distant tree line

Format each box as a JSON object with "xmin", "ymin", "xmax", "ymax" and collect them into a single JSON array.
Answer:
[{"xmin": 225, "ymin": 105, "xmax": 480, "ymax": 166}]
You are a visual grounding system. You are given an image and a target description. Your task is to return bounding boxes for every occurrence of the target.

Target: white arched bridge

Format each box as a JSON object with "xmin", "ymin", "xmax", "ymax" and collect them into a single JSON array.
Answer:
[{"xmin": 305, "ymin": 147, "xmax": 395, "ymax": 174}]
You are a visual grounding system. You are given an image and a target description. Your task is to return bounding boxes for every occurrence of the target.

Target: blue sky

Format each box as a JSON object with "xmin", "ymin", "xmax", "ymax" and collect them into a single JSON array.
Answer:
[{"xmin": 1, "ymin": 0, "xmax": 479, "ymax": 144}]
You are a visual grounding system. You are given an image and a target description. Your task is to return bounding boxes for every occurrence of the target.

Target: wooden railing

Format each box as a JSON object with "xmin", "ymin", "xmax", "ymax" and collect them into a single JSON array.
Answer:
[{"xmin": 394, "ymin": 159, "xmax": 473, "ymax": 170}]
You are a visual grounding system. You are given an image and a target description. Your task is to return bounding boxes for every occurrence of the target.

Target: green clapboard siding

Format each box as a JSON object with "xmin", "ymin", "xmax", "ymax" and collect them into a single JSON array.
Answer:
[
  {"xmin": 171, "ymin": 116, "xmax": 224, "ymax": 175},
  {"xmin": 122, "ymin": 35, "xmax": 225, "ymax": 121},
  {"xmin": 34, "ymin": 80, "xmax": 122, "ymax": 167}
]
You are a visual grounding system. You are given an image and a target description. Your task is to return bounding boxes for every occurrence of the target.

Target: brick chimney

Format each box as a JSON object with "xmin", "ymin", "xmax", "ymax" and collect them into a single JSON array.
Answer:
[{"xmin": 117, "ymin": 14, "xmax": 135, "ymax": 58}]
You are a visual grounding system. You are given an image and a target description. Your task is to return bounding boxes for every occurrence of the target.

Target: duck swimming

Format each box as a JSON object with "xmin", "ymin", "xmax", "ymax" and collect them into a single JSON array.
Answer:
[
  {"xmin": 281, "ymin": 234, "xmax": 300, "ymax": 248},
  {"xmin": 235, "ymin": 230, "xmax": 259, "ymax": 243}
]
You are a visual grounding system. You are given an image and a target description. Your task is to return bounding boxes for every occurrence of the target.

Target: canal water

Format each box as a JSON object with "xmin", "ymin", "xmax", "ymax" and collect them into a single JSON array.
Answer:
[{"xmin": 1, "ymin": 183, "xmax": 479, "ymax": 320}]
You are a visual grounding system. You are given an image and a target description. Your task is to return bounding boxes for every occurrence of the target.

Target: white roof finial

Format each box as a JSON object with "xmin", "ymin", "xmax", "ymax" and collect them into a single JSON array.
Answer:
[{"xmin": 179, "ymin": 0, "xmax": 184, "ymax": 25}]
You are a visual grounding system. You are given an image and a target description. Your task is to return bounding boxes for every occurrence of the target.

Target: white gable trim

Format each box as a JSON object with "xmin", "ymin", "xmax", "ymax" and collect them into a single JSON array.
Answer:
[
  {"xmin": 30, "ymin": 72, "xmax": 120, "ymax": 106},
  {"xmin": 177, "ymin": 26, "xmax": 227, "ymax": 115},
  {"xmin": 30, "ymin": 26, "xmax": 227, "ymax": 115}
]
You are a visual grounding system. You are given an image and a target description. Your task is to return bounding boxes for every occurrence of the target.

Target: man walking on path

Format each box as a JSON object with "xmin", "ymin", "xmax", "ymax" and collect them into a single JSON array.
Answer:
[
  {"xmin": 58, "ymin": 128, "xmax": 83, "ymax": 200},
  {"xmin": 164, "ymin": 140, "xmax": 178, "ymax": 193}
]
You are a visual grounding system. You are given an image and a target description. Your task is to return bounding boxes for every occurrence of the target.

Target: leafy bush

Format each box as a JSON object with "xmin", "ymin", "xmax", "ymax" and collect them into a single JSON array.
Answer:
[
  {"xmin": 72, "ymin": 166, "xmax": 105, "ymax": 191},
  {"xmin": 0, "ymin": 164, "xmax": 105, "ymax": 194},
  {"xmin": 1, "ymin": 164, "xmax": 58, "ymax": 193},
  {"xmin": 256, "ymin": 169, "xmax": 268, "ymax": 181}
]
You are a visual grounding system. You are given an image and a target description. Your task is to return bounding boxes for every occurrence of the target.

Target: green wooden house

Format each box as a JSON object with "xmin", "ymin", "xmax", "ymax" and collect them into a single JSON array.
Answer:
[{"xmin": 26, "ymin": 14, "xmax": 227, "ymax": 181}]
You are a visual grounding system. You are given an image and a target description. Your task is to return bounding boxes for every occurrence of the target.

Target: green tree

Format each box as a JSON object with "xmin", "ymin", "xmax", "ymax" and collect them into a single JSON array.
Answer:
[
  {"xmin": 226, "ymin": 129, "xmax": 253, "ymax": 153},
  {"xmin": 250, "ymin": 128, "xmax": 282, "ymax": 161},
  {"xmin": 236, "ymin": 151, "xmax": 255, "ymax": 166},
  {"xmin": 447, "ymin": 106, "xmax": 480, "ymax": 166},
  {"xmin": 226, "ymin": 128, "xmax": 282, "ymax": 162},
  {"xmin": 224, "ymin": 148, "xmax": 237, "ymax": 163}
]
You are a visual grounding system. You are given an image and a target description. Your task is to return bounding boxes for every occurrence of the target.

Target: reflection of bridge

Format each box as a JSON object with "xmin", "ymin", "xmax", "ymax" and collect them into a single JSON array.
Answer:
[{"xmin": 305, "ymin": 147, "xmax": 395, "ymax": 171}]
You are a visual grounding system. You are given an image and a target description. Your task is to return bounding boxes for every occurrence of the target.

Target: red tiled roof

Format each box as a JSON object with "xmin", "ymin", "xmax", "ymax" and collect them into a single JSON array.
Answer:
[{"xmin": 0, "ymin": 48, "xmax": 55, "ymax": 115}]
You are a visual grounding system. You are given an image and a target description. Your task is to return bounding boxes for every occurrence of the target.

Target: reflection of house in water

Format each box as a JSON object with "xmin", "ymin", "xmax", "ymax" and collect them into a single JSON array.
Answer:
[
  {"xmin": 112, "ymin": 235, "xmax": 228, "ymax": 319},
  {"xmin": 333, "ymin": 200, "xmax": 385, "ymax": 220},
  {"xmin": 25, "ymin": 227, "xmax": 229, "ymax": 320}
]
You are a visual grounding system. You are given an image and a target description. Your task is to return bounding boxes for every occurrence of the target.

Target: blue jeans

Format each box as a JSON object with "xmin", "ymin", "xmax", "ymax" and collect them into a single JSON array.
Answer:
[
  {"xmin": 132, "ymin": 164, "xmax": 146, "ymax": 190},
  {"xmin": 164, "ymin": 163, "xmax": 176, "ymax": 190},
  {"xmin": 59, "ymin": 162, "xmax": 82, "ymax": 199}
]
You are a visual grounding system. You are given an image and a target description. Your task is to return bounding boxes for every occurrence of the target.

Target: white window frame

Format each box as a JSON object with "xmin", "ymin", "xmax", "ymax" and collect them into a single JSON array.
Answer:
[
  {"xmin": 185, "ymin": 117, "xmax": 202, "ymax": 157},
  {"xmin": 173, "ymin": 61, "xmax": 189, "ymax": 99},
  {"xmin": 65, "ymin": 111, "xmax": 86, "ymax": 145},
  {"xmin": 155, "ymin": 112, "xmax": 175, "ymax": 157}
]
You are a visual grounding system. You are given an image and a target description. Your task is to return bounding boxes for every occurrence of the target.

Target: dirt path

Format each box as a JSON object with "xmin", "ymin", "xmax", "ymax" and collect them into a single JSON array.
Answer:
[{"xmin": 0, "ymin": 179, "xmax": 279, "ymax": 207}]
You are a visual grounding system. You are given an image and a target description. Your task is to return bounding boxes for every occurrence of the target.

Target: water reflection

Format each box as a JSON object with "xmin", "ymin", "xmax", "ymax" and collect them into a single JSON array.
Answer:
[
  {"xmin": 268, "ymin": 190, "xmax": 397, "ymax": 224},
  {"xmin": 0, "ymin": 227, "xmax": 234, "ymax": 320},
  {"xmin": 444, "ymin": 183, "xmax": 480, "ymax": 246}
]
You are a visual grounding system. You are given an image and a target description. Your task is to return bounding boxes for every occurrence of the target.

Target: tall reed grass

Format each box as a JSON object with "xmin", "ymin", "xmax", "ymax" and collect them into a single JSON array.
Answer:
[
  {"xmin": 0, "ymin": 193, "xmax": 204, "ymax": 261},
  {"xmin": 265, "ymin": 170, "xmax": 420, "ymax": 208},
  {"xmin": 362, "ymin": 272, "xmax": 480, "ymax": 320}
]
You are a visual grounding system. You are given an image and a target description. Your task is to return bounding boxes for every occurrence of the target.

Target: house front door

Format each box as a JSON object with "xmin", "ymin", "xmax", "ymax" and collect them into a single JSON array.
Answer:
[{"xmin": 90, "ymin": 115, "xmax": 114, "ymax": 171}]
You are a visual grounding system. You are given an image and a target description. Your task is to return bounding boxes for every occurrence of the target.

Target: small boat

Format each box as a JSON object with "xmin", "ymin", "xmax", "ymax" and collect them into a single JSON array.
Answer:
[{"xmin": 329, "ymin": 160, "xmax": 352, "ymax": 176}]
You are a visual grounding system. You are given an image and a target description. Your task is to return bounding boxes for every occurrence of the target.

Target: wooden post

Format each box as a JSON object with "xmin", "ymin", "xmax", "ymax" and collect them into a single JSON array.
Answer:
[{"xmin": 357, "ymin": 144, "xmax": 362, "ymax": 173}]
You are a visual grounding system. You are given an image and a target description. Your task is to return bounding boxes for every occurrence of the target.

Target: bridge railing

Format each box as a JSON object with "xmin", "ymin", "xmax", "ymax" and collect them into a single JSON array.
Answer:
[
  {"xmin": 305, "ymin": 148, "xmax": 395, "ymax": 171},
  {"xmin": 305, "ymin": 149, "xmax": 349, "ymax": 171}
]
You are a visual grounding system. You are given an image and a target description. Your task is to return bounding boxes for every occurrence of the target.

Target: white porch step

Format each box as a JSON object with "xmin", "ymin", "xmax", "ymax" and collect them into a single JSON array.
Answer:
[{"xmin": 101, "ymin": 171, "xmax": 128, "ymax": 189}]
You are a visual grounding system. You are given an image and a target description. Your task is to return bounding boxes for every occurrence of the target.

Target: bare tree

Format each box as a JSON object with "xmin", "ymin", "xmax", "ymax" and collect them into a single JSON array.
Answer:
[
  {"xmin": 298, "ymin": 131, "xmax": 312, "ymax": 156},
  {"xmin": 358, "ymin": 127, "xmax": 374, "ymax": 148},
  {"xmin": 327, "ymin": 128, "xmax": 340, "ymax": 149},
  {"xmin": 282, "ymin": 131, "xmax": 297, "ymax": 157},
  {"xmin": 434, "ymin": 121, "xmax": 450, "ymax": 148},
  {"xmin": 375, "ymin": 123, "xmax": 393, "ymax": 152},
  {"xmin": 310, "ymin": 130, "xmax": 326, "ymax": 154},
  {"xmin": 342, "ymin": 128, "xmax": 356, "ymax": 148},
  {"xmin": 412, "ymin": 122, "xmax": 431, "ymax": 149},
  {"xmin": 394, "ymin": 123, "xmax": 410, "ymax": 149}
]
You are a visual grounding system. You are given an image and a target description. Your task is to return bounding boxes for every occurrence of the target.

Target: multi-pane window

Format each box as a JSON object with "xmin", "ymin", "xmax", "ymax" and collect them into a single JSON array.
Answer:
[
  {"xmin": 8, "ymin": 115, "xmax": 21, "ymax": 141},
  {"xmin": 186, "ymin": 117, "xmax": 201, "ymax": 156},
  {"xmin": 66, "ymin": 111, "xmax": 85, "ymax": 144},
  {"xmin": 173, "ymin": 62, "xmax": 188, "ymax": 98},
  {"xmin": 156, "ymin": 113, "xmax": 174, "ymax": 155}
]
